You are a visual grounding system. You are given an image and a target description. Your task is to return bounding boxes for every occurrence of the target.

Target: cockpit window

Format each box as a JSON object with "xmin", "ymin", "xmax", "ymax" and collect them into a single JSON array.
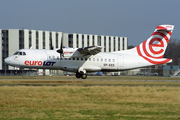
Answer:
[
  {"xmin": 19, "ymin": 52, "xmax": 22, "ymax": 55},
  {"xmin": 23, "ymin": 52, "xmax": 26, "ymax": 55},
  {"xmin": 13, "ymin": 51, "xmax": 19, "ymax": 55},
  {"xmin": 13, "ymin": 51, "xmax": 26, "ymax": 56}
]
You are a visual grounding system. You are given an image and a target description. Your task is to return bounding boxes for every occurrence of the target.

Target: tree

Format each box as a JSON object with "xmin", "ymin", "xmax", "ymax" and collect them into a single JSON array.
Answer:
[
  {"xmin": 128, "ymin": 45, "xmax": 135, "ymax": 49},
  {"xmin": 164, "ymin": 39, "xmax": 180, "ymax": 65}
]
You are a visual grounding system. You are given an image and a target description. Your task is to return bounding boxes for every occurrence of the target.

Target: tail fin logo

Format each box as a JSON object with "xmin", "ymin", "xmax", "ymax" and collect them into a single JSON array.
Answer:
[{"xmin": 137, "ymin": 25, "xmax": 174, "ymax": 64}]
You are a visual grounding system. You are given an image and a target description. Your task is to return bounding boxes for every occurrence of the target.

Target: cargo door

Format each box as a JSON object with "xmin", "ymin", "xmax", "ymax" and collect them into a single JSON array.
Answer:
[{"xmin": 118, "ymin": 55, "xmax": 123, "ymax": 69}]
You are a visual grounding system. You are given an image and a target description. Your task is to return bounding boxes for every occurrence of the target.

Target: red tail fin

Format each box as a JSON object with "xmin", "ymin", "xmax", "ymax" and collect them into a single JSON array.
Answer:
[{"xmin": 136, "ymin": 25, "xmax": 174, "ymax": 64}]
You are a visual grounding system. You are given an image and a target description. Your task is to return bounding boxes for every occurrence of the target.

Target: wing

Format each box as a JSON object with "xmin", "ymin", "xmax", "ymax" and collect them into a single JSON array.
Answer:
[{"xmin": 72, "ymin": 46, "xmax": 103, "ymax": 57}]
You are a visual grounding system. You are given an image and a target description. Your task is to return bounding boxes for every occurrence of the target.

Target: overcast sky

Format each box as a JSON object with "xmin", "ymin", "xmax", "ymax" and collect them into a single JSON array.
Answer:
[{"xmin": 0, "ymin": 0, "xmax": 179, "ymax": 46}]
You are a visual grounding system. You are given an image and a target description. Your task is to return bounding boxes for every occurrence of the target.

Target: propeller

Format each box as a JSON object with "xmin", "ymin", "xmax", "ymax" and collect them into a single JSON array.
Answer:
[
  {"xmin": 50, "ymin": 38, "xmax": 54, "ymax": 50},
  {"xmin": 57, "ymin": 32, "xmax": 64, "ymax": 58}
]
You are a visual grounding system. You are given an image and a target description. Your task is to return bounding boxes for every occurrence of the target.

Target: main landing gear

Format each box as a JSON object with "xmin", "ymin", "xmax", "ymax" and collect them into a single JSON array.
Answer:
[{"xmin": 75, "ymin": 72, "xmax": 87, "ymax": 79}]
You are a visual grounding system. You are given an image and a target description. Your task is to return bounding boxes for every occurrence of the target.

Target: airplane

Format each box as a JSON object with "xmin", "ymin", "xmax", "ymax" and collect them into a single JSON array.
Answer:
[{"xmin": 4, "ymin": 25, "xmax": 174, "ymax": 79}]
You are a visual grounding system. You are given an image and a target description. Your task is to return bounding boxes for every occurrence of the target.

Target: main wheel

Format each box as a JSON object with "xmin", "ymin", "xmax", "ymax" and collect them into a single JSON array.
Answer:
[
  {"xmin": 81, "ymin": 74, "xmax": 87, "ymax": 79},
  {"xmin": 75, "ymin": 72, "xmax": 82, "ymax": 78}
]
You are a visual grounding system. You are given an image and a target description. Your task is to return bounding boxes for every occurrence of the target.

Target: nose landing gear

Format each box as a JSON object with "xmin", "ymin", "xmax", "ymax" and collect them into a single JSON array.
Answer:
[{"xmin": 75, "ymin": 72, "xmax": 87, "ymax": 79}]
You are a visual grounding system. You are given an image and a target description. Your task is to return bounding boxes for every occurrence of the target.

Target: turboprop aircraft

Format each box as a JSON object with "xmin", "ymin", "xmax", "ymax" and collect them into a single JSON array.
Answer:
[{"xmin": 5, "ymin": 25, "xmax": 174, "ymax": 79}]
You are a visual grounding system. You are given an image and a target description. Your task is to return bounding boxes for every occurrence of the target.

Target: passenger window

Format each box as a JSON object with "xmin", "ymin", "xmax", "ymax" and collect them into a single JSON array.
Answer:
[
  {"xmin": 93, "ymin": 58, "xmax": 95, "ymax": 61},
  {"xmin": 57, "ymin": 56, "xmax": 59, "ymax": 60},
  {"xmin": 97, "ymin": 58, "xmax": 99, "ymax": 61},
  {"xmin": 19, "ymin": 52, "xmax": 22, "ymax": 55},
  {"xmin": 73, "ymin": 57, "xmax": 75, "ymax": 60},
  {"xmin": 65, "ymin": 58, "xmax": 67, "ymax": 60},
  {"xmin": 77, "ymin": 58, "xmax": 79, "ymax": 60},
  {"xmin": 105, "ymin": 59, "xmax": 107, "ymax": 62},
  {"xmin": 109, "ymin": 59, "xmax": 111, "ymax": 62},
  {"xmin": 49, "ymin": 56, "xmax": 51, "ymax": 60},
  {"xmin": 101, "ymin": 58, "xmax": 103, "ymax": 62},
  {"xmin": 81, "ymin": 58, "xmax": 83, "ymax": 61},
  {"xmin": 89, "ymin": 58, "xmax": 91, "ymax": 61},
  {"xmin": 53, "ymin": 56, "xmax": 55, "ymax": 60},
  {"xmin": 85, "ymin": 58, "xmax": 87, "ymax": 61},
  {"xmin": 69, "ymin": 58, "xmax": 71, "ymax": 60},
  {"xmin": 113, "ymin": 59, "xmax": 115, "ymax": 62}
]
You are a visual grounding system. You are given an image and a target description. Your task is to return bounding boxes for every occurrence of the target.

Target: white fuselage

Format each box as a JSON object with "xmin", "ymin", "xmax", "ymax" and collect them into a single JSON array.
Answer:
[
  {"xmin": 5, "ymin": 48, "xmax": 154, "ymax": 73},
  {"xmin": 4, "ymin": 24, "xmax": 174, "ymax": 79}
]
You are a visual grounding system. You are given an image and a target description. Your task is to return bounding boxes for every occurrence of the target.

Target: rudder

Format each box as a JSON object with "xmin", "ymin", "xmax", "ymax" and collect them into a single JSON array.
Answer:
[{"xmin": 136, "ymin": 25, "xmax": 174, "ymax": 64}]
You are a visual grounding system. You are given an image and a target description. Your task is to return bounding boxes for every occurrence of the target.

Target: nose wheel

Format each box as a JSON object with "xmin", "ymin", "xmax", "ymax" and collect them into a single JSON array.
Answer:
[
  {"xmin": 75, "ymin": 72, "xmax": 87, "ymax": 79},
  {"xmin": 81, "ymin": 74, "xmax": 87, "ymax": 79}
]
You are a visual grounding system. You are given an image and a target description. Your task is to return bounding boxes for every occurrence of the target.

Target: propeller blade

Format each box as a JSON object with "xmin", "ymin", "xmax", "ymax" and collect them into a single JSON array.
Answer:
[
  {"xmin": 50, "ymin": 36, "xmax": 54, "ymax": 50},
  {"xmin": 56, "ymin": 32, "xmax": 64, "ymax": 58},
  {"xmin": 50, "ymin": 43, "xmax": 54, "ymax": 50}
]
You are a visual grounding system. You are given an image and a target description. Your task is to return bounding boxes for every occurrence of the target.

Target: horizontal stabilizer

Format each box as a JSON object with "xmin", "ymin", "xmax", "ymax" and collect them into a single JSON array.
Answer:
[{"xmin": 156, "ymin": 25, "xmax": 174, "ymax": 31}]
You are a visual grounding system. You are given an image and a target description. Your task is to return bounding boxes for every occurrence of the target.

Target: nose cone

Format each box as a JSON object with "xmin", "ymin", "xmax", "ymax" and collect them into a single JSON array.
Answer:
[{"xmin": 4, "ymin": 57, "xmax": 10, "ymax": 64}]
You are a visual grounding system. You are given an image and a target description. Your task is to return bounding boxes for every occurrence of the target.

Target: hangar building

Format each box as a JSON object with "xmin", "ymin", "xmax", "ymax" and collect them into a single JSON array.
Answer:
[{"xmin": 0, "ymin": 29, "xmax": 128, "ymax": 75}]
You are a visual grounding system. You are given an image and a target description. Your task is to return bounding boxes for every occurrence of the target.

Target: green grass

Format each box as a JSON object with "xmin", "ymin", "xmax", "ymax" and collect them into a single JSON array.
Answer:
[
  {"xmin": 0, "ymin": 76, "xmax": 180, "ymax": 119},
  {"xmin": 0, "ymin": 85, "xmax": 180, "ymax": 120}
]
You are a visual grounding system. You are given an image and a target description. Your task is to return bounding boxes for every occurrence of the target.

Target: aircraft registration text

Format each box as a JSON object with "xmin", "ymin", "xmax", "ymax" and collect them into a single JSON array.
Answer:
[{"xmin": 103, "ymin": 63, "xmax": 115, "ymax": 67}]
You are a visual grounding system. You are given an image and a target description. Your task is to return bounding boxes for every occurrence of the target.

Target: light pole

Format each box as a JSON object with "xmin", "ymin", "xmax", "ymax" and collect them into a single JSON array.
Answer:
[{"xmin": 2, "ymin": 31, "xmax": 7, "ymax": 76}]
